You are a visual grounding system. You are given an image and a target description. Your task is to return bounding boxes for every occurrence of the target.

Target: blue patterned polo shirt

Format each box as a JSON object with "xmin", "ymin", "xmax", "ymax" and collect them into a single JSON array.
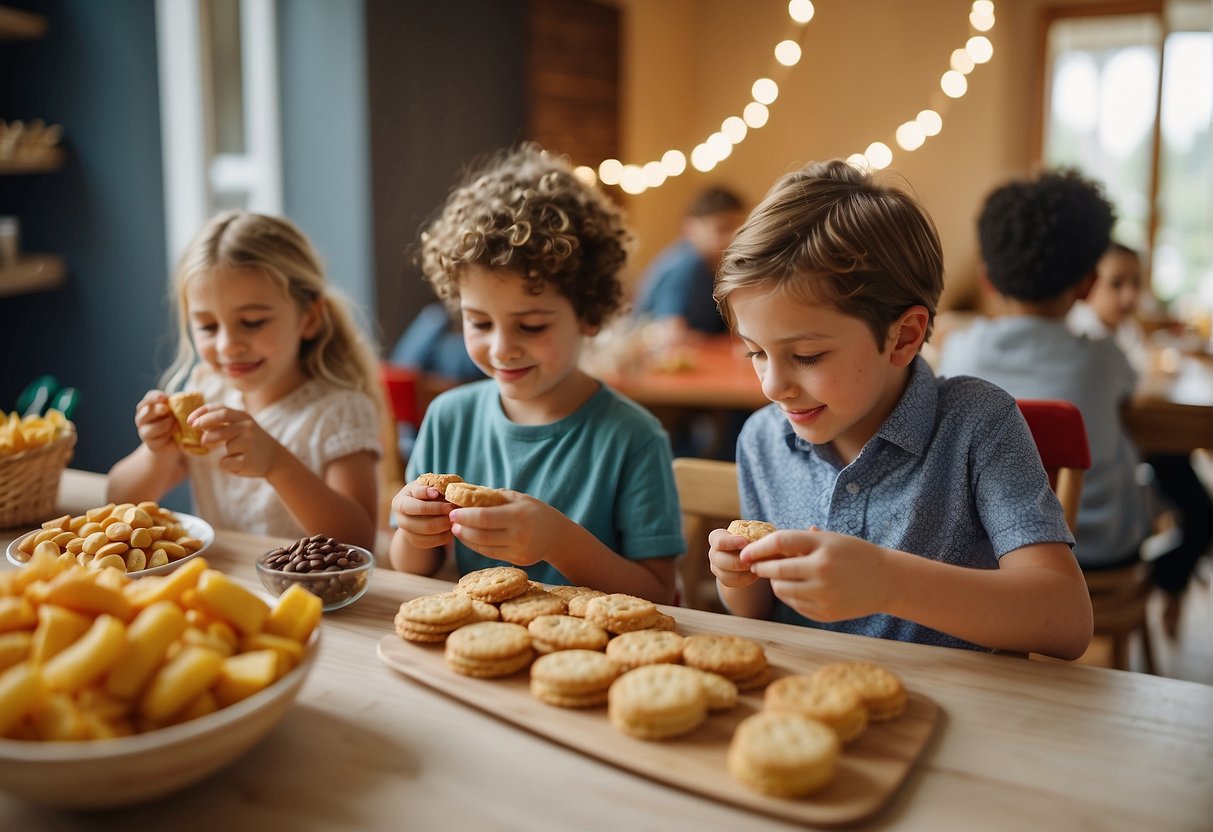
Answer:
[{"xmin": 735, "ymin": 356, "xmax": 1075, "ymax": 651}]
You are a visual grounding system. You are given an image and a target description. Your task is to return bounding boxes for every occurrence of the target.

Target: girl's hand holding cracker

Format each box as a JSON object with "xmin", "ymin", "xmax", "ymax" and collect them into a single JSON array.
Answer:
[
  {"xmin": 134, "ymin": 390, "xmax": 179, "ymax": 455},
  {"xmin": 741, "ymin": 528, "xmax": 893, "ymax": 622},
  {"xmin": 448, "ymin": 494, "xmax": 565, "ymax": 568},
  {"xmin": 190, "ymin": 405, "xmax": 282, "ymax": 478},
  {"xmin": 391, "ymin": 478, "xmax": 456, "ymax": 551}
]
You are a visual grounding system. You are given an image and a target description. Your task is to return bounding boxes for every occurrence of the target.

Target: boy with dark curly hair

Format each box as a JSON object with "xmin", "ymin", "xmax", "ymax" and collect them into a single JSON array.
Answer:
[
  {"xmin": 941, "ymin": 169, "xmax": 1150, "ymax": 573},
  {"xmin": 388, "ymin": 145, "xmax": 683, "ymax": 602}
]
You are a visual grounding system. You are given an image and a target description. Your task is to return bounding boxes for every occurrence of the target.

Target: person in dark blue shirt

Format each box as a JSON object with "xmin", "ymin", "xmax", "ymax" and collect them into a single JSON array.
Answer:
[
  {"xmin": 390, "ymin": 301, "xmax": 484, "ymax": 382},
  {"xmin": 633, "ymin": 186, "xmax": 746, "ymax": 337}
]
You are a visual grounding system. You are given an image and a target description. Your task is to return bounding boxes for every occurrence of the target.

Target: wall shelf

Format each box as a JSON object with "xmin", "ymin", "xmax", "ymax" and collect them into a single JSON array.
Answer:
[
  {"xmin": 0, "ymin": 149, "xmax": 64, "ymax": 175},
  {"xmin": 0, "ymin": 254, "xmax": 65, "ymax": 297},
  {"xmin": 0, "ymin": 6, "xmax": 46, "ymax": 40}
]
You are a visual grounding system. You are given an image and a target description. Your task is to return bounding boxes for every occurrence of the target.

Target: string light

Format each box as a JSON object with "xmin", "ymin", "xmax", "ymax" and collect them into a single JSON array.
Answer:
[
  {"xmin": 590, "ymin": 1, "xmax": 996, "ymax": 191},
  {"xmin": 850, "ymin": 2, "xmax": 997, "ymax": 172}
]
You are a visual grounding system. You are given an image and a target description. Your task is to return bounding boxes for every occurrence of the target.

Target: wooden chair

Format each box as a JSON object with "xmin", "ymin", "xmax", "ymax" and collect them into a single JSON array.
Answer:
[
  {"xmin": 672, "ymin": 457, "xmax": 739, "ymax": 611},
  {"xmin": 1016, "ymin": 399, "xmax": 1155, "ymax": 673}
]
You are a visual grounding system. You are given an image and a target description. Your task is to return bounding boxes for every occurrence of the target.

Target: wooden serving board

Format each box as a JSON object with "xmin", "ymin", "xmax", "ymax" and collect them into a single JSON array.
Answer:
[{"xmin": 377, "ymin": 623, "xmax": 939, "ymax": 827}]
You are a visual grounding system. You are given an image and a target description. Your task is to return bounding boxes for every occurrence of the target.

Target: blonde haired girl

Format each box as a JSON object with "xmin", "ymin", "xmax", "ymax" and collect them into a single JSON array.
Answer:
[{"xmin": 108, "ymin": 211, "xmax": 383, "ymax": 548}]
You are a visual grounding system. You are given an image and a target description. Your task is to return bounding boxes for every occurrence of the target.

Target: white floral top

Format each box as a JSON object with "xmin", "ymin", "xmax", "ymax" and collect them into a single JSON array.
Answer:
[{"xmin": 185, "ymin": 373, "xmax": 380, "ymax": 539}]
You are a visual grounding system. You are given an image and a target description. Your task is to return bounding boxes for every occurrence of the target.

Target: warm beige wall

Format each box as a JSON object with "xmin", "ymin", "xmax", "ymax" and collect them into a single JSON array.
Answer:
[{"xmin": 616, "ymin": 0, "xmax": 1067, "ymax": 309}]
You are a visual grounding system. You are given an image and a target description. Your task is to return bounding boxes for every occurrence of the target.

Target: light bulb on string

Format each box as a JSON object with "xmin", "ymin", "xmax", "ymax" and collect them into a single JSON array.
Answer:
[
  {"xmin": 774, "ymin": 40, "xmax": 802, "ymax": 66},
  {"xmin": 941, "ymin": 70, "xmax": 968, "ymax": 98},
  {"xmin": 743, "ymin": 102, "xmax": 770, "ymax": 128},
  {"xmin": 916, "ymin": 109, "xmax": 943, "ymax": 136},
  {"xmin": 596, "ymin": 4, "xmax": 992, "ymax": 193},
  {"xmin": 864, "ymin": 142, "xmax": 892, "ymax": 170},
  {"xmin": 661, "ymin": 149, "xmax": 686, "ymax": 176},
  {"xmin": 788, "ymin": 0, "xmax": 814, "ymax": 24},
  {"xmin": 690, "ymin": 144, "xmax": 717, "ymax": 172},
  {"xmin": 573, "ymin": 166, "xmax": 597, "ymax": 185},
  {"xmin": 951, "ymin": 49, "xmax": 975, "ymax": 74},
  {"xmin": 752, "ymin": 78, "xmax": 779, "ymax": 105},
  {"xmin": 598, "ymin": 159, "xmax": 623, "ymax": 186},
  {"xmin": 722, "ymin": 116, "xmax": 747, "ymax": 144},
  {"xmin": 966, "ymin": 36, "xmax": 993, "ymax": 64}
]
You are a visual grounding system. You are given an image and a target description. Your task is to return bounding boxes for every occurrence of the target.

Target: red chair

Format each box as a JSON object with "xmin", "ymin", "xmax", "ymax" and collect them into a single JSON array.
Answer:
[
  {"xmin": 380, "ymin": 363, "xmax": 421, "ymax": 428},
  {"xmin": 1016, "ymin": 399, "xmax": 1154, "ymax": 673}
]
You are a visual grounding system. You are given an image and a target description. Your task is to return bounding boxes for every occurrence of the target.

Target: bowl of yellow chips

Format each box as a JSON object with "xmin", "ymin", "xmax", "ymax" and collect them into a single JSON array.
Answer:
[{"xmin": 0, "ymin": 552, "xmax": 322, "ymax": 808}]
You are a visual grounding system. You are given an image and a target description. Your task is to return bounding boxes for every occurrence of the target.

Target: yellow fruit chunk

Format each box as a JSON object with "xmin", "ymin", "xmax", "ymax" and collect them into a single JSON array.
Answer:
[
  {"xmin": 0, "ymin": 632, "xmax": 33, "ymax": 673},
  {"xmin": 104, "ymin": 601, "xmax": 187, "ymax": 699},
  {"xmin": 122, "ymin": 557, "xmax": 209, "ymax": 608},
  {"xmin": 214, "ymin": 649, "xmax": 281, "ymax": 707},
  {"xmin": 13, "ymin": 545, "xmax": 68, "ymax": 591},
  {"xmin": 44, "ymin": 572, "xmax": 134, "ymax": 622},
  {"xmin": 242, "ymin": 632, "xmax": 304, "ymax": 670},
  {"xmin": 0, "ymin": 597, "xmax": 37, "ymax": 633},
  {"xmin": 193, "ymin": 570, "xmax": 269, "ymax": 636},
  {"xmin": 0, "ymin": 662, "xmax": 42, "ymax": 735},
  {"xmin": 139, "ymin": 645, "xmax": 224, "ymax": 723},
  {"xmin": 30, "ymin": 604, "xmax": 93, "ymax": 665},
  {"xmin": 32, "ymin": 691, "xmax": 89, "ymax": 741},
  {"xmin": 41, "ymin": 614, "xmax": 126, "ymax": 692},
  {"xmin": 167, "ymin": 690, "xmax": 218, "ymax": 725},
  {"xmin": 263, "ymin": 583, "xmax": 322, "ymax": 644}
]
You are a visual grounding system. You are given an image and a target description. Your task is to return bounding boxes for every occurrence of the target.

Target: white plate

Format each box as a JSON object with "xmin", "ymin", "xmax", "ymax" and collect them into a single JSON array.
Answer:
[{"xmin": 5, "ymin": 511, "xmax": 215, "ymax": 578}]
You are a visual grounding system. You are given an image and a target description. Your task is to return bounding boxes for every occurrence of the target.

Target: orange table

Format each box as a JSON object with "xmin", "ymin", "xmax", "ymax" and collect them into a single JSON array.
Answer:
[{"xmin": 605, "ymin": 337, "xmax": 1212, "ymax": 455}]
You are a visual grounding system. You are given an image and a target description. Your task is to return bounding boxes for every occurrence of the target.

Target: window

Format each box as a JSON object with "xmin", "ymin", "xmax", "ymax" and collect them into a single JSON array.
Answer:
[
  {"xmin": 1039, "ymin": 1, "xmax": 1211, "ymax": 310},
  {"xmin": 157, "ymin": 0, "xmax": 282, "ymax": 270}
]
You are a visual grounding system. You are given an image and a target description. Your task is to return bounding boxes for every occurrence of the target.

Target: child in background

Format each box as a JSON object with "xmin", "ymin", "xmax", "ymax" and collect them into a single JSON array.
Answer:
[
  {"xmin": 390, "ymin": 300, "xmax": 484, "ymax": 382},
  {"xmin": 389, "ymin": 145, "xmax": 683, "ymax": 603},
  {"xmin": 632, "ymin": 185, "xmax": 746, "ymax": 339},
  {"xmin": 1067, "ymin": 242, "xmax": 1149, "ymax": 372},
  {"xmin": 940, "ymin": 171, "xmax": 1151, "ymax": 577},
  {"xmin": 107, "ymin": 211, "xmax": 383, "ymax": 549},
  {"xmin": 1068, "ymin": 242, "xmax": 1212, "ymax": 635},
  {"xmin": 708, "ymin": 160, "xmax": 1092, "ymax": 659}
]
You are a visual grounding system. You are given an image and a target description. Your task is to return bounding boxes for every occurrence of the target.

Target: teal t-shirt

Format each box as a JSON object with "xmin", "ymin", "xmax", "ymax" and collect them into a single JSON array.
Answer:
[{"xmin": 405, "ymin": 380, "xmax": 685, "ymax": 584}]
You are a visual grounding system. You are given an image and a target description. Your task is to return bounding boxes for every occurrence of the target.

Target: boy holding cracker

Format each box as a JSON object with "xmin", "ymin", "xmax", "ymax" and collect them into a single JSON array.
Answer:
[
  {"xmin": 706, "ymin": 160, "xmax": 1092, "ymax": 658},
  {"xmin": 388, "ymin": 145, "xmax": 683, "ymax": 603}
]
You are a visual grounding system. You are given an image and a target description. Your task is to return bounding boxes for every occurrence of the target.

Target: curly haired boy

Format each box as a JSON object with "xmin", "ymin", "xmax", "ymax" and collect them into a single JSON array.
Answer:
[
  {"xmin": 940, "ymin": 169, "xmax": 1151, "ymax": 577},
  {"xmin": 389, "ymin": 144, "xmax": 683, "ymax": 602}
]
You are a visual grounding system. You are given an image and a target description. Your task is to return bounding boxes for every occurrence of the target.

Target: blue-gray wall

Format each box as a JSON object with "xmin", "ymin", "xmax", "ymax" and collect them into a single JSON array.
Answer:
[
  {"xmin": 0, "ymin": 0, "xmax": 170, "ymax": 477},
  {"xmin": 0, "ymin": 0, "xmax": 528, "ymax": 487},
  {"xmin": 279, "ymin": 0, "xmax": 375, "ymax": 330}
]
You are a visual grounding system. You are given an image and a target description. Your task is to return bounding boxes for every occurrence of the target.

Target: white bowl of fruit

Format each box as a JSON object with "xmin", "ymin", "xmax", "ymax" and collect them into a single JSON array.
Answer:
[{"xmin": 0, "ymin": 550, "xmax": 321, "ymax": 808}]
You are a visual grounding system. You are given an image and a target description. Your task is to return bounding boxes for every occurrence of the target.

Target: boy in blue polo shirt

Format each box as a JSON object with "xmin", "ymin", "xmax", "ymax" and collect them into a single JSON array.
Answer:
[
  {"xmin": 706, "ymin": 160, "xmax": 1093, "ymax": 659},
  {"xmin": 388, "ymin": 145, "xmax": 683, "ymax": 603}
]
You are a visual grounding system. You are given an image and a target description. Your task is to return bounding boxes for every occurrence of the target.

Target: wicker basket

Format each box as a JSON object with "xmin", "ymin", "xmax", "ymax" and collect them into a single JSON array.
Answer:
[{"xmin": 0, "ymin": 426, "xmax": 76, "ymax": 529}]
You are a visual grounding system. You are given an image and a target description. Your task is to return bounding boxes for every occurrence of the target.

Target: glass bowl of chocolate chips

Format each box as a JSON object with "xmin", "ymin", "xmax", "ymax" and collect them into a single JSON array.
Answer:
[{"xmin": 256, "ymin": 534, "xmax": 374, "ymax": 612}]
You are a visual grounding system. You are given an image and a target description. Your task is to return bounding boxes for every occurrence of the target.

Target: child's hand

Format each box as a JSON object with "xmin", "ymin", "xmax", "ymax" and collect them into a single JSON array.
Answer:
[
  {"xmin": 708, "ymin": 527, "xmax": 762, "ymax": 589},
  {"xmin": 134, "ymin": 390, "xmax": 178, "ymax": 454},
  {"xmin": 190, "ymin": 405, "xmax": 282, "ymax": 478},
  {"xmin": 391, "ymin": 479, "xmax": 454, "ymax": 550},
  {"xmin": 448, "ymin": 493, "xmax": 560, "ymax": 568},
  {"xmin": 741, "ymin": 529, "xmax": 892, "ymax": 622}
]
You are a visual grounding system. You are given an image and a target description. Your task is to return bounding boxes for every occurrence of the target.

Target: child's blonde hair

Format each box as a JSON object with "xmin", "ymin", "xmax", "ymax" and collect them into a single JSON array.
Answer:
[
  {"xmin": 419, "ymin": 143, "xmax": 631, "ymax": 328},
  {"xmin": 165, "ymin": 211, "xmax": 383, "ymax": 411},
  {"xmin": 714, "ymin": 159, "xmax": 944, "ymax": 349}
]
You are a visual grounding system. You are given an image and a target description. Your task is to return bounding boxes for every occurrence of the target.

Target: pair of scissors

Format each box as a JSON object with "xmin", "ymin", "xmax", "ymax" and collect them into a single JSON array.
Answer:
[{"xmin": 15, "ymin": 375, "xmax": 79, "ymax": 420}]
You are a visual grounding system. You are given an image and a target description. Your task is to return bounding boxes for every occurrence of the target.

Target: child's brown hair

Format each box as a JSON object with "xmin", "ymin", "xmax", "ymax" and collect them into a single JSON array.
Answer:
[
  {"xmin": 714, "ymin": 159, "xmax": 944, "ymax": 348},
  {"xmin": 419, "ymin": 143, "xmax": 631, "ymax": 328}
]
